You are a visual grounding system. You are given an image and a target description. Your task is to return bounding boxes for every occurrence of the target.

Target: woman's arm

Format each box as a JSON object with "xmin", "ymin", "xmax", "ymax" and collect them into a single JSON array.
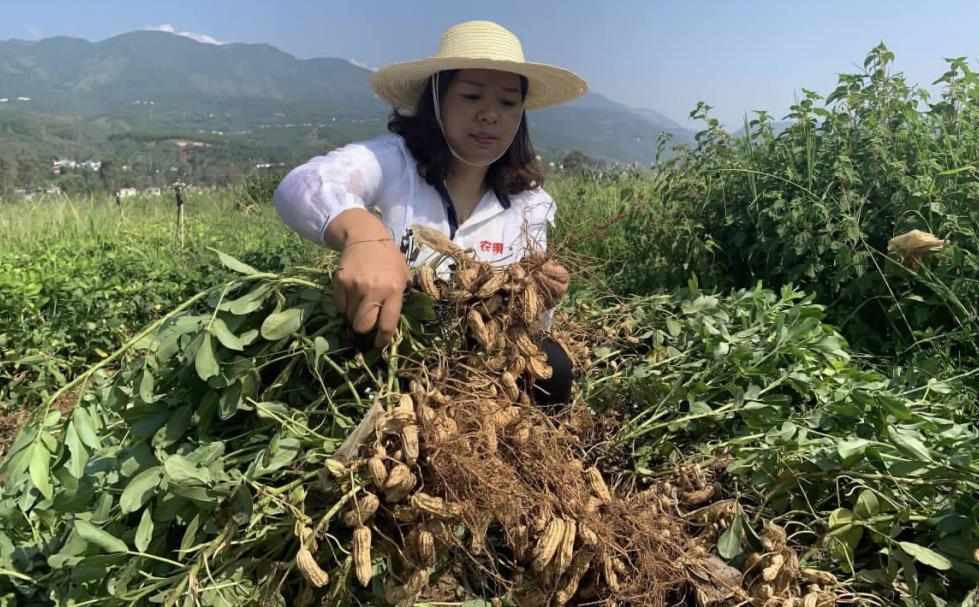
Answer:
[
  {"xmin": 326, "ymin": 209, "xmax": 411, "ymax": 348},
  {"xmin": 274, "ymin": 138, "xmax": 411, "ymax": 348}
]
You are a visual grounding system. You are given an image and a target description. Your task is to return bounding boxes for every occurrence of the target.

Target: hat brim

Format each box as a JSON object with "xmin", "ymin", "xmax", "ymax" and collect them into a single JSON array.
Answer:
[{"xmin": 371, "ymin": 57, "xmax": 587, "ymax": 111}]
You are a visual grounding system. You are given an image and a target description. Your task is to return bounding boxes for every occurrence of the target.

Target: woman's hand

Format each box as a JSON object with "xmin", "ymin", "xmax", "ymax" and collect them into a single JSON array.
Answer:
[
  {"xmin": 537, "ymin": 260, "xmax": 570, "ymax": 303},
  {"xmin": 326, "ymin": 209, "xmax": 412, "ymax": 348}
]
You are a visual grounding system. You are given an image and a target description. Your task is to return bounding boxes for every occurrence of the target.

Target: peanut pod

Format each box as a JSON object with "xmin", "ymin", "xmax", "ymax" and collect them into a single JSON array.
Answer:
[
  {"xmin": 296, "ymin": 547, "xmax": 329, "ymax": 588},
  {"xmin": 352, "ymin": 526, "xmax": 372, "ymax": 587},
  {"xmin": 532, "ymin": 517, "xmax": 566, "ymax": 572}
]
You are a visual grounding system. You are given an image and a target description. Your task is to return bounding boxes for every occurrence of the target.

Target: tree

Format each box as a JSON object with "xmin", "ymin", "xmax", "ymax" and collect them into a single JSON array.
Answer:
[
  {"xmin": 15, "ymin": 153, "xmax": 40, "ymax": 188},
  {"xmin": 560, "ymin": 149, "xmax": 598, "ymax": 173},
  {"xmin": 99, "ymin": 155, "xmax": 121, "ymax": 193},
  {"xmin": 0, "ymin": 155, "xmax": 15, "ymax": 201}
]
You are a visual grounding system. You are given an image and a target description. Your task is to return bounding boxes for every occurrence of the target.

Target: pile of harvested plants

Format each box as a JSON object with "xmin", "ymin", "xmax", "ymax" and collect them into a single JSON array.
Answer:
[{"xmin": 0, "ymin": 228, "xmax": 844, "ymax": 606}]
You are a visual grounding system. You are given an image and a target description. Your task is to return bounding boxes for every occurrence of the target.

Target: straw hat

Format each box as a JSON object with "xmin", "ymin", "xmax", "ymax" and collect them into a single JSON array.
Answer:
[{"xmin": 371, "ymin": 20, "xmax": 588, "ymax": 111}]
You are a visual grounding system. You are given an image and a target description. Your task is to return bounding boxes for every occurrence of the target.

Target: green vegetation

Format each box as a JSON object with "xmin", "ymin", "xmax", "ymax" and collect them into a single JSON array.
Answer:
[
  {"xmin": 0, "ymin": 191, "xmax": 320, "ymax": 410},
  {"xmin": 556, "ymin": 45, "xmax": 979, "ymax": 373},
  {"xmin": 0, "ymin": 44, "xmax": 977, "ymax": 606}
]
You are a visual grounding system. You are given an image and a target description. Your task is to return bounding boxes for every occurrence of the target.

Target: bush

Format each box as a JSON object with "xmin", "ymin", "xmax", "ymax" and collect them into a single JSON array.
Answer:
[{"xmin": 560, "ymin": 45, "xmax": 979, "ymax": 369}]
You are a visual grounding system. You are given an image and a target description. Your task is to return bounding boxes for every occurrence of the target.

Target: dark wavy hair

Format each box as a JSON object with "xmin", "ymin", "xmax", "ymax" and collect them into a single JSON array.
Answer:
[{"xmin": 387, "ymin": 69, "xmax": 544, "ymax": 195}]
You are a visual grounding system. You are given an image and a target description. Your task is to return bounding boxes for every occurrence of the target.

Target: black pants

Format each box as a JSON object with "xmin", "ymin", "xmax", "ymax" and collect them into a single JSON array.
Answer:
[{"xmin": 530, "ymin": 339, "xmax": 573, "ymax": 407}]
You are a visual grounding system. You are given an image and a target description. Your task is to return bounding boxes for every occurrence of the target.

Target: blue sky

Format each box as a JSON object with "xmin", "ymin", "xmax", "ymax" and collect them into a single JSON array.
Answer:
[{"xmin": 2, "ymin": 0, "xmax": 977, "ymax": 128}]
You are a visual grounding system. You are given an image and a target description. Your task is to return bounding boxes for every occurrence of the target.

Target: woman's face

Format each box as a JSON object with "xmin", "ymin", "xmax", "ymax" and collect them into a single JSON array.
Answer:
[{"xmin": 439, "ymin": 68, "xmax": 524, "ymax": 165}]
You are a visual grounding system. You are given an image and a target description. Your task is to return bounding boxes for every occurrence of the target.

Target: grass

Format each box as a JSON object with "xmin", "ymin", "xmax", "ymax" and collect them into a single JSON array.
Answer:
[{"xmin": 0, "ymin": 191, "xmax": 321, "ymax": 410}]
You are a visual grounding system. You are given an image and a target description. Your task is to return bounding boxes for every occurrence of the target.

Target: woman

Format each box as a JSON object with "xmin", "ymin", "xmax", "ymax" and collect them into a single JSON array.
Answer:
[{"xmin": 274, "ymin": 20, "xmax": 587, "ymax": 405}]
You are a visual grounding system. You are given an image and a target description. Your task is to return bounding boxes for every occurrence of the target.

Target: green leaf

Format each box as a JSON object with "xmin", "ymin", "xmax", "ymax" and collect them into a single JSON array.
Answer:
[
  {"xmin": 135, "ymin": 507, "xmax": 154, "ymax": 553},
  {"xmin": 898, "ymin": 541, "xmax": 952, "ymax": 570},
  {"xmin": 220, "ymin": 284, "xmax": 272, "ymax": 315},
  {"xmin": 195, "ymin": 333, "xmax": 220, "ymax": 381},
  {"xmin": 261, "ymin": 307, "xmax": 304, "ymax": 340},
  {"xmin": 139, "ymin": 368, "xmax": 157, "ymax": 403},
  {"xmin": 854, "ymin": 490, "xmax": 880, "ymax": 520},
  {"xmin": 29, "ymin": 441, "xmax": 53, "ymax": 500},
  {"xmin": 239, "ymin": 328, "xmax": 260, "ymax": 346},
  {"xmin": 164, "ymin": 455, "xmax": 211, "ymax": 486},
  {"xmin": 72, "ymin": 408, "xmax": 101, "ymax": 449},
  {"xmin": 210, "ymin": 248, "xmax": 260, "ymax": 275},
  {"xmin": 717, "ymin": 514, "xmax": 745, "ymax": 559},
  {"xmin": 314, "ymin": 336, "xmax": 330, "ymax": 365},
  {"xmin": 826, "ymin": 508, "xmax": 863, "ymax": 559},
  {"xmin": 180, "ymin": 513, "xmax": 202, "ymax": 554},
  {"xmin": 962, "ymin": 588, "xmax": 979, "ymax": 607},
  {"xmin": 157, "ymin": 405, "xmax": 193, "ymax": 448},
  {"xmin": 837, "ymin": 438, "xmax": 869, "ymax": 464},
  {"xmin": 255, "ymin": 437, "xmax": 301, "ymax": 476},
  {"xmin": 218, "ymin": 380, "xmax": 243, "ymax": 421},
  {"xmin": 208, "ymin": 317, "xmax": 244, "ymax": 351},
  {"xmin": 402, "ymin": 292, "xmax": 436, "ymax": 322},
  {"xmin": 120, "ymin": 466, "xmax": 162, "ymax": 514},
  {"xmin": 255, "ymin": 401, "xmax": 291, "ymax": 420},
  {"xmin": 75, "ymin": 519, "xmax": 128, "ymax": 553},
  {"xmin": 65, "ymin": 422, "xmax": 89, "ymax": 479}
]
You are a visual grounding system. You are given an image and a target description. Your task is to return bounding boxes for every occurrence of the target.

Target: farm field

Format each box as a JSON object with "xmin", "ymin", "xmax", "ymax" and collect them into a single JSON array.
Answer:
[{"xmin": 0, "ymin": 46, "xmax": 977, "ymax": 606}]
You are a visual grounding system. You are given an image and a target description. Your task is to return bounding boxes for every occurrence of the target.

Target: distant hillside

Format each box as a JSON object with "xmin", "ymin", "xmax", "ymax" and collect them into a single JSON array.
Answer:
[
  {"xmin": 0, "ymin": 31, "xmax": 693, "ymax": 165},
  {"xmin": 534, "ymin": 92, "xmax": 695, "ymax": 163}
]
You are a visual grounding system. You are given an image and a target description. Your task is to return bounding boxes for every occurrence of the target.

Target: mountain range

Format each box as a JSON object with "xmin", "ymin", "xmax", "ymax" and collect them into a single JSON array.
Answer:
[{"xmin": 0, "ymin": 30, "xmax": 695, "ymax": 165}]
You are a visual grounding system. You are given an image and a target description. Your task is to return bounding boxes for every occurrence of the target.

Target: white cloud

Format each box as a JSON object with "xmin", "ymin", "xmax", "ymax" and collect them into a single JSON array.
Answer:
[
  {"xmin": 26, "ymin": 26, "xmax": 43, "ymax": 40},
  {"xmin": 145, "ymin": 24, "xmax": 224, "ymax": 45},
  {"xmin": 348, "ymin": 59, "xmax": 377, "ymax": 72}
]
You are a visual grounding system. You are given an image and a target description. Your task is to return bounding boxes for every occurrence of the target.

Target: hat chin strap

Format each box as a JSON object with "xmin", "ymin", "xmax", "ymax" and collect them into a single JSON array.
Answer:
[{"xmin": 432, "ymin": 72, "xmax": 521, "ymax": 168}]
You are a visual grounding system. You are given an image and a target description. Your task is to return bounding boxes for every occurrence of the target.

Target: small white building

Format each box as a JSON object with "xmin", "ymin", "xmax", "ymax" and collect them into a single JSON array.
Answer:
[{"xmin": 117, "ymin": 188, "xmax": 138, "ymax": 199}]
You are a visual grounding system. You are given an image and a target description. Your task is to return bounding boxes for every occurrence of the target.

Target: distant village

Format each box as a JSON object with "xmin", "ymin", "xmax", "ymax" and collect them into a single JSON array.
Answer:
[{"xmin": 4, "ymin": 150, "xmax": 286, "ymax": 201}]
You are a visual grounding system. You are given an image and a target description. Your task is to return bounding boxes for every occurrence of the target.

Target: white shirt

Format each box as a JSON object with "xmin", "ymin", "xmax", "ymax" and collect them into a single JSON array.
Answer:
[{"xmin": 273, "ymin": 133, "xmax": 556, "ymax": 269}]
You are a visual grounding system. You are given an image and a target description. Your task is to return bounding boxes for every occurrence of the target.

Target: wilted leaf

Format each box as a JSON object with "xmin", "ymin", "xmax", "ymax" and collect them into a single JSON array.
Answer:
[{"xmin": 888, "ymin": 426, "xmax": 932, "ymax": 462}]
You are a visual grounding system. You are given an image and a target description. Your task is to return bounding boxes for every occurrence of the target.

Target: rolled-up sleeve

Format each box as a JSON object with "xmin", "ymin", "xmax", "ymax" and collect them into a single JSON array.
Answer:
[{"xmin": 273, "ymin": 138, "xmax": 390, "ymax": 246}]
